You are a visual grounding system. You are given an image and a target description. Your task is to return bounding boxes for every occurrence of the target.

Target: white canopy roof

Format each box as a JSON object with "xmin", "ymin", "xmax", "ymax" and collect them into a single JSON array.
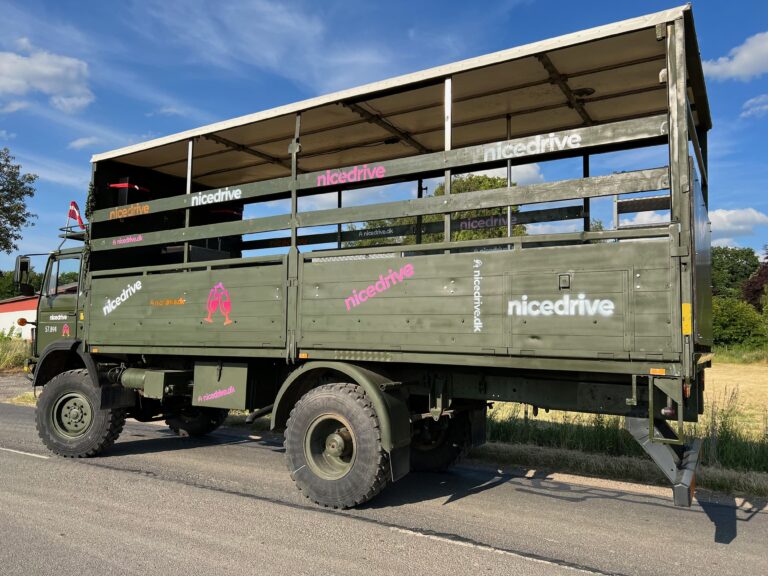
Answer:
[{"xmin": 92, "ymin": 4, "xmax": 709, "ymax": 190}]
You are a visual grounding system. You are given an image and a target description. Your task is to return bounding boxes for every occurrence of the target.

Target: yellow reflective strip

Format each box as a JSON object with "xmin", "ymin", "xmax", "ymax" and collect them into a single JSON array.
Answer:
[{"xmin": 681, "ymin": 303, "xmax": 692, "ymax": 336}]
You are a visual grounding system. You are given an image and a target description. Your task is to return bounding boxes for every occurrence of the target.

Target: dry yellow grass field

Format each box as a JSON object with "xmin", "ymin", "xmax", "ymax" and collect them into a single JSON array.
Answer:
[
  {"xmin": 489, "ymin": 362, "xmax": 768, "ymax": 437},
  {"xmin": 705, "ymin": 363, "xmax": 768, "ymax": 434}
]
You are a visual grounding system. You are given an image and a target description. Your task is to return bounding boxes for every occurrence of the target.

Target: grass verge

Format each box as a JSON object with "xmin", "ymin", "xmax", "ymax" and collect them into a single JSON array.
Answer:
[
  {"xmin": 488, "ymin": 387, "xmax": 768, "ymax": 474},
  {"xmin": 0, "ymin": 339, "xmax": 29, "ymax": 370},
  {"xmin": 713, "ymin": 344, "xmax": 768, "ymax": 364},
  {"xmin": 5, "ymin": 392, "xmax": 37, "ymax": 406}
]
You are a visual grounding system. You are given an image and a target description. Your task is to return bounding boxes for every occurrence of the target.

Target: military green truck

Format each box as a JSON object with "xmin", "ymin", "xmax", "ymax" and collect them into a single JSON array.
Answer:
[{"xmin": 15, "ymin": 5, "xmax": 712, "ymax": 508}]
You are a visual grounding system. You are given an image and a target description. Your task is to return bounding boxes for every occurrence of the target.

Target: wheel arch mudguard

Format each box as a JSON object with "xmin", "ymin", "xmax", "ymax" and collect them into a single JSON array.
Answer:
[
  {"xmin": 271, "ymin": 361, "xmax": 411, "ymax": 480},
  {"xmin": 33, "ymin": 340, "xmax": 135, "ymax": 409},
  {"xmin": 33, "ymin": 340, "xmax": 97, "ymax": 388}
]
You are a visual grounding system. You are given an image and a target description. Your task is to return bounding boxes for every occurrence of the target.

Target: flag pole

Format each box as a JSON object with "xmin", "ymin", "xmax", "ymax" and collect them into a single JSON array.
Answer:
[{"xmin": 57, "ymin": 206, "xmax": 72, "ymax": 250}]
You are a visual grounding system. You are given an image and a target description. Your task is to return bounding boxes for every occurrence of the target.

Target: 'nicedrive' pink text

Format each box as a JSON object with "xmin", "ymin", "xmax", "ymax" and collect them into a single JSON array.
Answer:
[
  {"xmin": 317, "ymin": 164, "xmax": 386, "ymax": 187},
  {"xmin": 345, "ymin": 264, "xmax": 414, "ymax": 311}
]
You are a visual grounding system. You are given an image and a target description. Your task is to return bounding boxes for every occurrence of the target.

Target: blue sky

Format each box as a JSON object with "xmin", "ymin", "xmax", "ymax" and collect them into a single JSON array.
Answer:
[{"xmin": 1, "ymin": 0, "xmax": 768, "ymax": 268}]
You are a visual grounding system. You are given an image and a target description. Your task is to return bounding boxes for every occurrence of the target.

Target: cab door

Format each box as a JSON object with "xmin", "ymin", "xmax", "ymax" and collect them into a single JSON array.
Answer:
[{"xmin": 36, "ymin": 254, "xmax": 82, "ymax": 354}]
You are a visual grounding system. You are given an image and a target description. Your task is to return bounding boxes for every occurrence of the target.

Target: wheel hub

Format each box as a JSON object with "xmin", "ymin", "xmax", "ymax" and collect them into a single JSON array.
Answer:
[
  {"xmin": 304, "ymin": 415, "xmax": 357, "ymax": 480},
  {"xmin": 52, "ymin": 392, "xmax": 93, "ymax": 438}
]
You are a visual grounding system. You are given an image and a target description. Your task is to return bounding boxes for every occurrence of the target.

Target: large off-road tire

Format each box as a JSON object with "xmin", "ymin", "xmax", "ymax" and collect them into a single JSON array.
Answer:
[
  {"xmin": 410, "ymin": 412, "xmax": 470, "ymax": 472},
  {"xmin": 36, "ymin": 369, "xmax": 126, "ymax": 457},
  {"xmin": 285, "ymin": 383, "xmax": 390, "ymax": 509},
  {"xmin": 166, "ymin": 407, "xmax": 229, "ymax": 437}
]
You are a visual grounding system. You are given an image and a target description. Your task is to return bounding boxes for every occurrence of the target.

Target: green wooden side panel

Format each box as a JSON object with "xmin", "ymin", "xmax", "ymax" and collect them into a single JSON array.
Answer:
[
  {"xmin": 87, "ymin": 263, "xmax": 286, "ymax": 349},
  {"xmin": 299, "ymin": 240, "xmax": 674, "ymax": 360}
]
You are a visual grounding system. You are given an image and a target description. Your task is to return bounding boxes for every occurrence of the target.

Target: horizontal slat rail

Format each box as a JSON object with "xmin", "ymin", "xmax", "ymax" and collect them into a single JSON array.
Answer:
[
  {"xmin": 298, "ymin": 167, "xmax": 669, "ymax": 228},
  {"xmin": 89, "ymin": 114, "xmax": 668, "ymax": 224},
  {"xmin": 617, "ymin": 194, "xmax": 671, "ymax": 214},
  {"xmin": 241, "ymin": 205, "xmax": 584, "ymax": 251},
  {"xmin": 91, "ymin": 213, "xmax": 292, "ymax": 252},
  {"xmin": 303, "ymin": 226, "xmax": 671, "ymax": 260},
  {"xmin": 93, "ymin": 167, "xmax": 668, "ymax": 252},
  {"xmin": 90, "ymin": 254, "xmax": 286, "ymax": 279}
]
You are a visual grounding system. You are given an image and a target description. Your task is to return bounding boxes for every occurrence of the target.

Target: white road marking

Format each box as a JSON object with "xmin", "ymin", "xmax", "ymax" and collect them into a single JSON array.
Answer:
[
  {"xmin": 390, "ymin": 526, "xmax": 607, "ymax": 575},
  {"xmin": 0, "ymin": 447, "xmax": 49, "ymax": 459}
]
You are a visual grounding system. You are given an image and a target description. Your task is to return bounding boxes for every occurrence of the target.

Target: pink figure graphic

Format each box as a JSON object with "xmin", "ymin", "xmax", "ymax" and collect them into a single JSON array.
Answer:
[
  {"xmin": 62, "ymin": 323, "xmax": 70, "ymax": 337},
  {"xmin": 204, "ymin": 282, "xmax": 233, "ymax": 325}
]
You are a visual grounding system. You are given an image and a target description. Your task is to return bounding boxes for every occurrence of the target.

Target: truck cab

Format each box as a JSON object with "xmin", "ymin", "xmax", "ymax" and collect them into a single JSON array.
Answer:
[{"xmin": 14, "ymin": 243, "xmax": 85, "ymax": 370}]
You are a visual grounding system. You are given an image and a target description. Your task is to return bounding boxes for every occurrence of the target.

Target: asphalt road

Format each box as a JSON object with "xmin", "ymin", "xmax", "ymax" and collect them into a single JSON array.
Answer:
[{"xmin": 0, "ymin": 402, "xmax": 766, "ymax": 576}]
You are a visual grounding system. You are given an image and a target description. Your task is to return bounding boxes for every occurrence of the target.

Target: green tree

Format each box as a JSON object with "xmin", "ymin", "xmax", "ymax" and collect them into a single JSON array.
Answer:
[
  {"xmin": 0, "ymin": 269, "xmax": 43, "ymax": 300},
  {"xmin": 712, "ymin": 296, "xmax": 766, "ymax": 346},
  {"xmin": 712, "ymin": 246, "xmax": 760, "ymax": 299},
  {"xmin": 743, "ymin": 261, "xmax": 768, "ymax": 312},
  {"xmin": 347, "ymin": 174, "xmax": 524, "ymax": 247},
  {"xmin": 0, "ymin": 147, "xmax": 37, "ymax": 254}
]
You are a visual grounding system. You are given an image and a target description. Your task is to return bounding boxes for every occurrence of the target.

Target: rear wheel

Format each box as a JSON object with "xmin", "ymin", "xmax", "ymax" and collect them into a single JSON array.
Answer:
[
  {"xmin": 36, "ymin": 369, "xmax": 126, "ymax": 457},
  {"xmin": 410, "ymin": 413, "xmax": 470, "ymax": 472},
  {"xmin": 166, "ymin": 407, "xmax": 229, "ymax": 437},
  {"xmin": 285, "ymin": 383, "xmax": 390, "ymax": 508}
]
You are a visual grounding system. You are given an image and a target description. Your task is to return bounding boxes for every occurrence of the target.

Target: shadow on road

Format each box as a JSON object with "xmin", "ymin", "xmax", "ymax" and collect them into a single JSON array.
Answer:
[
  {"xmin": 96, "ymin": 418, "xmax": 768, "ymax": 546},
  {"xmin": 104, "ymin": 426, "xmax": 284, "ymax": 457},
  {"xmin": 365, "ymin": 461, "xmax": 767, "ymax": 545},
  {"xmin": 363, "ymin": 466, "xmax": 516, "ymax": 509},
  {"xmin": 696, "ymin": 492, "xmax": 766, "ymax": 544}
]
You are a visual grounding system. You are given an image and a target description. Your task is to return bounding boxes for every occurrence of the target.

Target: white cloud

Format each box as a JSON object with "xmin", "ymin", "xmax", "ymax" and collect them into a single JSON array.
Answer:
[
  {"xmin": 145, "ymin": 106, "xmax": 186, "ymax": 118},
  {"xmin": 67, "ymin": 136, "xmax": 100, "ymax": 150},
  {"xmin": 741, "ymin": 94, "xmax": 768, "ymax": 118},
  {"xmin": 0, "ymin": 100, "xmax": 28, "ymax": 113},
  {"xmin": 619, "ymin": 210, "xmax": 670, "ymax": 227},
  {"xmin": 0, "ymin": 38, "xmax": 94, "ymax": 113},
  {"xmin": 526, "ymin": 221, "xmax": 581, "ymax": 235},
  {"xmin": 710, "ymin": 207, "xmax": 768, "ymax": 239},
  {"xmin": 712, "ymin": 237, "xmax": 738, "ymax": 248},
  {"xmin": 24, "ymin": 102, "xmax": 128, "ymax": 148},
  {"xmin": 131, "ymin": 0, "xmax": 394, "ymax": 93},
  {"xmin": 13, "ymin": 149, "xmax": 90, "ymax": 189},
  {"xmin": 703, "ymin": 31, "xmax": 768, "ymax": 81},
  {"xmin": 0, "ymin": 129, "xmax": 15, "ymax": 140},
  {"xmin": 474, "ymin": 163, "xmax": 544, "ymax": 185}
]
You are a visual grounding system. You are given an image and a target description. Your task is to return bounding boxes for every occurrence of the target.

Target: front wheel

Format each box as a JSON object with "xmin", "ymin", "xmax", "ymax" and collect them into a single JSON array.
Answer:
[
  {"xmin": 285, "ymin": 383, "xmax": 390, "ymax": 508},
  {"xmin": 36, "ymin": 369, "xmax": 126, "ymax": 457}
]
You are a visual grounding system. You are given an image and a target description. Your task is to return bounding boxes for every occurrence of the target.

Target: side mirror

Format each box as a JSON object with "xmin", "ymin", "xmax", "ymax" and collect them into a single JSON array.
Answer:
[
  {"xmin": 13, "ymin": 255, "xmax": 30, "ymax": 285},
  {"xmin": 13, "ymin": 255, "xmax": 34, "ymax": 295}
]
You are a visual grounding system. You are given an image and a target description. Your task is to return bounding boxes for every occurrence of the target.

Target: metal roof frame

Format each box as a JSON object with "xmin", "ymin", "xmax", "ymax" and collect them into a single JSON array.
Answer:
[{"xmin": 92, "ymin": 4, "xmax": 708, "ymax": 173}]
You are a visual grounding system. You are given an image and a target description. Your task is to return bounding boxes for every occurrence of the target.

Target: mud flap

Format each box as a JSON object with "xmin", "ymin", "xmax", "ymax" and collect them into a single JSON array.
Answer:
[{"xmin": 389, "ymin": 445, "xmax": 411, "ymax": 482}]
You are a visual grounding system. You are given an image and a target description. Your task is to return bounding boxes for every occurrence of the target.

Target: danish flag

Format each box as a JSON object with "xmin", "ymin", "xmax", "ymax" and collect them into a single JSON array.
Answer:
[{"xmin": 68, "ymin": 201, "xmax": 86, "ymax": 230}]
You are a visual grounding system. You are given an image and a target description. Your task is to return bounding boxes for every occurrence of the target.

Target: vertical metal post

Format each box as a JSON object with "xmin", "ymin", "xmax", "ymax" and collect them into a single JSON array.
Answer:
[
  {"xmin": 506, "ymin": 114, "xmax": 513, "ymax": 238},
  {"xmin": 337, "ymin": 189, "xmax": 342, "ymax": 248},
  {"xmin": 667, "ymin": 19, "xmax": 693, "ymax": 376},
  {"xmin": 286, "ymin": 113, "xmax": 302, "ymax": 363},
  {"xmin": 582, "ymin": 155, "xmax": 591, "ymax": 233},
  {"xmin": 183, "ymin": 138, "xmax": 194, "ymax": 264},
  {"xmin": 290, "ymin": 114, "xmax": 302, "ymax": 248},
  {"xmin": 443, "ymin": 78, "xmax": 452, "ymax": 249},
  {"xmin": 416, "ymin": 179, "xmax": 424, "ymax": 244}
]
